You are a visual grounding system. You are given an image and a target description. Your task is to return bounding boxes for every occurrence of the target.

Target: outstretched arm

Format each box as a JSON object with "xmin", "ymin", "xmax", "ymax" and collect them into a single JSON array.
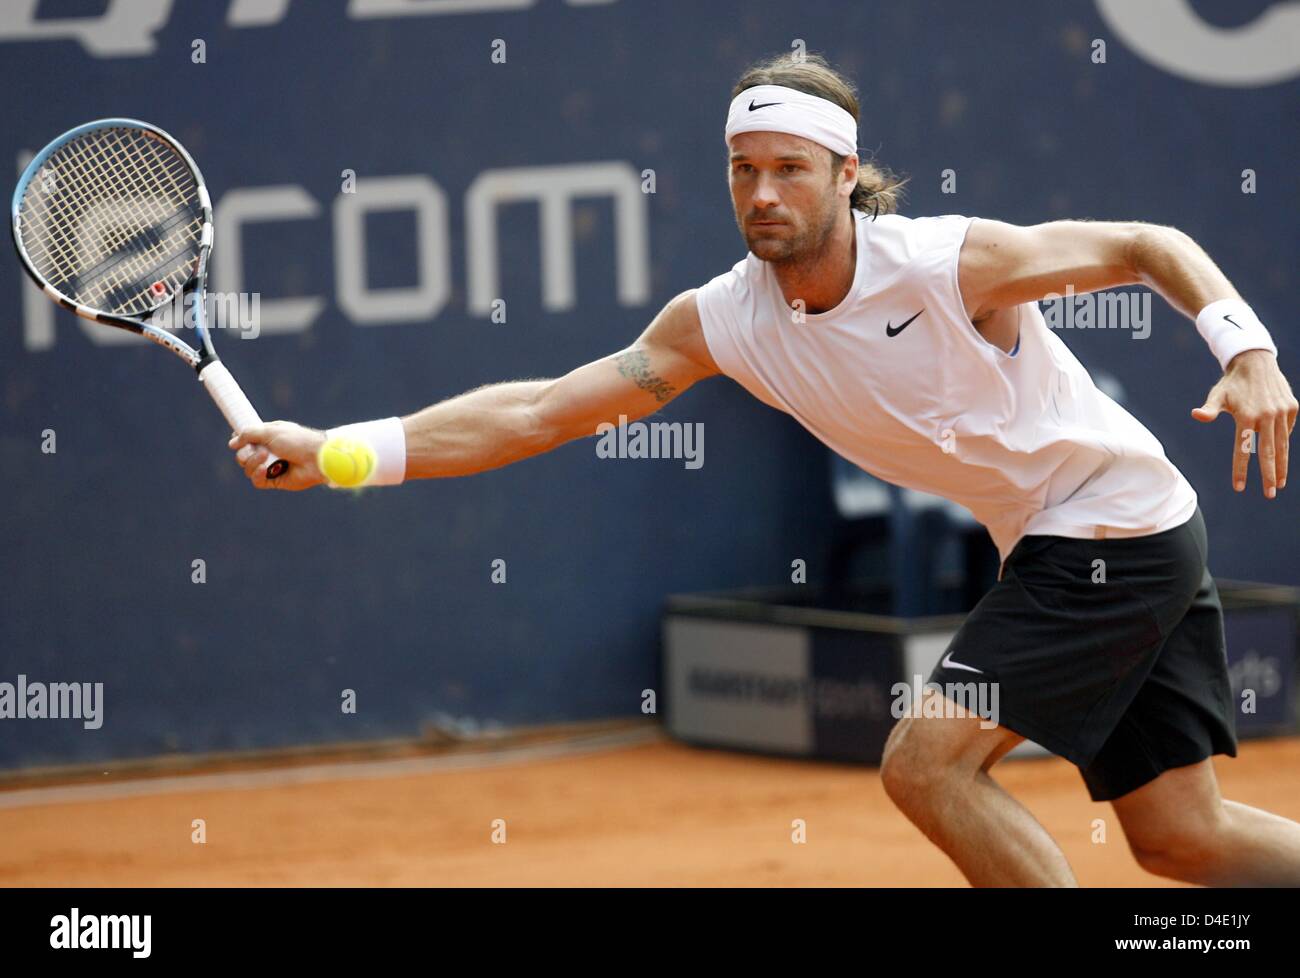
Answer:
[
  {"xmin": 230, "ymin": 289, "xmax": 718, "ymax": 489},
  {"xmin": 958, "ymin": 219, "xmax": 1297, "ymax": 498},
  {"xmin": 959, "ymin": 219, "xmax": 1234, "ymax": 322}
]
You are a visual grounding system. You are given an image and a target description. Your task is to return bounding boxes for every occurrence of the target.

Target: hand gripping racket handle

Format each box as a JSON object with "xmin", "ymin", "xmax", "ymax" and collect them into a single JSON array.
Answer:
[{"xmin": 198, "ymin": 360, "xmax": 289, "ymax": 480}]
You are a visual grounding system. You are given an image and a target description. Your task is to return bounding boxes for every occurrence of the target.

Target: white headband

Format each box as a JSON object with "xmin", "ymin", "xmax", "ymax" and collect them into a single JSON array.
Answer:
[{"xmin": 725, "ymin": 84, "xmax": 858, "ymax": 158}]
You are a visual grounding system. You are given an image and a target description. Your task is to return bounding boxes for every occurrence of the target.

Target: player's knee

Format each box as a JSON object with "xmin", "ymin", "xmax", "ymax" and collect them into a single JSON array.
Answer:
[
  {"xmin": 1130, "ymin": 842, "xmax": 1219, "ymax": 882},
  {"xmin": 1125, "ymin": 811, "xmax": 1227, "ymax": 881},
  {"xmin": 880, "ymin": 751, "xmax": 925, "ymax": 811},
  {"xmin": 880, "ymin": 720, "xmax": 946, "ymax": 810}
]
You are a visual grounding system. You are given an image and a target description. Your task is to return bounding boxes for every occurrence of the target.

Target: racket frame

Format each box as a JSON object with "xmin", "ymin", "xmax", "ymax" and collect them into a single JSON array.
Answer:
[
  {"xmin": 11, "ymin": 117, "xmax": 215, "ymax": 368},
  {"xmin": 11, "ymin": 118, "xmax": 287, "ymax": 479}
]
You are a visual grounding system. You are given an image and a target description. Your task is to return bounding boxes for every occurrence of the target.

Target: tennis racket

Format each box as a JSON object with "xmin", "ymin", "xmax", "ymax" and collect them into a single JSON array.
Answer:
[{"xmin": 11, "ymin": 118, "xmax": 287, "ymax": 480}]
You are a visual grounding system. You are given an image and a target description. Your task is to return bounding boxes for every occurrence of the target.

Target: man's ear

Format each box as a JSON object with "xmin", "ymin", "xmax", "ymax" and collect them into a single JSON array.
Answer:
[{"xmin": 840, "ymin": 153, "xmax": 859, "ymax": 197}]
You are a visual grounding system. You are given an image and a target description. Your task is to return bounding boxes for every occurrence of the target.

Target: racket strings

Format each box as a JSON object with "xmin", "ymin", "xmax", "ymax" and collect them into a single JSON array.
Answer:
[
  {"xmin": 61, "ymin": 135, "xmax": 197, "ymax": 312},
  {"xmin": 18, "ymin": 127, "xmax": 204, "ymax": 316},
  {"xmin": 30, "ymin": 132, "xmax": 193, "ymax": 274},
  {"xmin": 24, "ymin": 140, "xmax": 167, "ymax": 280},
  {"xmin": 47, "ymin": 131, "xmax": 198, "ymax": 309},
  {"xmin": 23, "ymin": 154, "xmax": 196, "ymax": 312}
]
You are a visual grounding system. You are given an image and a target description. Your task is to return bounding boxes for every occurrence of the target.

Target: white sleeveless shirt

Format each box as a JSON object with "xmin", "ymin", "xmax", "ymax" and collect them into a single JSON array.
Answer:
[{"xmin": 695, "ymin": 210, "xmax": 1198, "ymax": 566}]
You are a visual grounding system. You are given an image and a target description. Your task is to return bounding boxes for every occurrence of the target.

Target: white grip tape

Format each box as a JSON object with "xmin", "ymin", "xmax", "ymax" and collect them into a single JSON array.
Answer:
[
  {"xmin": 199, "ymin": 360, "xmax": 284, "ymax": 476},
  {"xmin": 199, "ymin": 360, "xmax": 260, "ymax": 431}
]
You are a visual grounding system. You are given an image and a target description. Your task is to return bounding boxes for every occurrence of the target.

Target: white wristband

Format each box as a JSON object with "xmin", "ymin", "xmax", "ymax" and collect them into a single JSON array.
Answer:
[
  {"xmin": 326, "ymin": 417, "xmax": 407, "ymax": 486},
  {"xmin": 1196, "ymin": 299, "xmax": 1277, "ymax": 372}
]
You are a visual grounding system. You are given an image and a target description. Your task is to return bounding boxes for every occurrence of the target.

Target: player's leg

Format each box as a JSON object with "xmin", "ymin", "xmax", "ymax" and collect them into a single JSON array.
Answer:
[
  {"xmin": 884, "ymin": 509, "xmax": 1215, "ymax": 886},
  {"xmin": 1082, "ymin": 528, "xmax": 1300, "ymax": 885},
  {"xmin": 881, "ymin": 693, "xmax": 1075, "ymax": 886},
  {"xmin": 1111, "ymin": 758, "xmax": 1300, "ymax": 886}
]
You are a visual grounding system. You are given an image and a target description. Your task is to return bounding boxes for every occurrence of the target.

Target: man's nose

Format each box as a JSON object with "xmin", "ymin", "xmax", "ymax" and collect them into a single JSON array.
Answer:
[{"xmin": 751, "ymin": 173, "xmax": 781, "ymax": 208}]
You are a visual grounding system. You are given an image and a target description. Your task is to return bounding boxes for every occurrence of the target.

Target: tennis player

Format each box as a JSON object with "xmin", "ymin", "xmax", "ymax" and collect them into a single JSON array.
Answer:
[{"xmin": 231, "ymin": 54, "xmax": 1300, "ymax": 886}]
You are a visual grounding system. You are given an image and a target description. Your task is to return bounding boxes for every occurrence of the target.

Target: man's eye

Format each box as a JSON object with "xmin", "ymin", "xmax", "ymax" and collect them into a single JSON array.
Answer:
[{"xmin": 781, "ymin": 164, "xmax": 800, "ymax": 174}]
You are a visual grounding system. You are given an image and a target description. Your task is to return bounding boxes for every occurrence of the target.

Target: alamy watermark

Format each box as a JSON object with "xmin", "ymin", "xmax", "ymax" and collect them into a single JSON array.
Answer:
[
  {"xmin": 50, "ymin": 909, "xmax": 150, "ymax": 958},
  {"xmin": 1041, "ymin": 286, "xmax": 1150, "ymax": 338},
  {"xmin": 0, "ymin": 675, "xmax": 103, "ymax": 729},
  {"xmin": 149, "ymin": 291, "xmax": 262, "ymax": 339},
  {"xmin": 891, "ymin": 674, "xmax": 1000, "ymax": 730},
  {"xmin": 594, "ymin": 415, "xmax": 703, "ymax": 469}
]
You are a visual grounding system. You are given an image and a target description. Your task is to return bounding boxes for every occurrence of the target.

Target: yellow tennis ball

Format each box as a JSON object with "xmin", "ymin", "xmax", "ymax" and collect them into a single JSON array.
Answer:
[{"xmin": 317, "ymin": 436, "xmax": 377, "ymax": 488}]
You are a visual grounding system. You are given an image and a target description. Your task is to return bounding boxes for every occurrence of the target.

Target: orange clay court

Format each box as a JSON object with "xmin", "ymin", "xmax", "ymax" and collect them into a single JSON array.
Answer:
[{"xmin": 3, "ymin": 728, "xmax": 1298, "ymax": 887}]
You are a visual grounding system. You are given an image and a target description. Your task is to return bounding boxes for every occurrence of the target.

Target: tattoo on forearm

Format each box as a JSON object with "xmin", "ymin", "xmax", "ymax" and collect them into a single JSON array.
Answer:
[{"xmin": 617, "ymin": 350, "xmax": 676, "ymax": 403}]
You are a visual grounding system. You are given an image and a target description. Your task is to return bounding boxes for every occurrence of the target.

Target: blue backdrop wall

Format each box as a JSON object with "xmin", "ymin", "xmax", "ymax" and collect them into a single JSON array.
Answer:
[{"xmin": 1, "ymin": 0, "xmax": 1297, "ymax": 769}]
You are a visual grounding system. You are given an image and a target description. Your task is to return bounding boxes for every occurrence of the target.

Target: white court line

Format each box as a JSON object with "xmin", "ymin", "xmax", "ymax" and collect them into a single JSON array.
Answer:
[{"xmin": 0, "ymin": 727, "xmax": 664, "ymax": 810}]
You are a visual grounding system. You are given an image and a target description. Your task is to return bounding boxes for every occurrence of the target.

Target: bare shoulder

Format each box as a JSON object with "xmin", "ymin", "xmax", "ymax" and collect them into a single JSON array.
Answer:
[
  {"xmin": 639, "ymin": 288, "xmax": 719, "ymax": 376},
  {"xmin": 957, "ymin": 217, "xmax": 1020, "ymax": 264},
  {"xmin": 956, "ymin": 218, "xmax": 1019, "ymax": 313}
]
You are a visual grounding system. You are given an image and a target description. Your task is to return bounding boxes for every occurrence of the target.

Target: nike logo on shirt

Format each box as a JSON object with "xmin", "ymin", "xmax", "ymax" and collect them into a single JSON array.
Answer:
[{"xmin": 886, "ymin": 309, "xmax": 924, "ymax": 337}]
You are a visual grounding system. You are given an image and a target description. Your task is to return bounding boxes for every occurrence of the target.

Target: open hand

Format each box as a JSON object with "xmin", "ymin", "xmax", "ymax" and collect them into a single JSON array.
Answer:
[{"xmin": 1192, "ymin": 350, "xmax": 1298, "ymax": 498}]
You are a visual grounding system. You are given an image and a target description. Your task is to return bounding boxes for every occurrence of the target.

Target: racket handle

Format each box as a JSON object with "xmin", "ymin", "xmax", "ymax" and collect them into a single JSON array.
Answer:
[{"xmin": 198, "ymin": 360, "xmax": 289, "ymax": 480}]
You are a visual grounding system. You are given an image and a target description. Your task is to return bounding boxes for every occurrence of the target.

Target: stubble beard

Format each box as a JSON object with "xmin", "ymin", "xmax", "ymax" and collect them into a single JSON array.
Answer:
[{"xmin": 739, "ymin": 194, "xmax": 840, "ymax": 269}]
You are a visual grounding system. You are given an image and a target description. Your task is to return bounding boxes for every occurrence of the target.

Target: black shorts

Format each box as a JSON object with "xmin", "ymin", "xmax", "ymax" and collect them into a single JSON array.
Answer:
[{"xmin": 928, "ymin": 505, "xmax": 1238, "ymax": 802}]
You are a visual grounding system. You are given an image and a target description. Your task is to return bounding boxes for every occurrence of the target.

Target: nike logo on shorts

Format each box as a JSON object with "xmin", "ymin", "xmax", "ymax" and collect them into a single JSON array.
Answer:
[{"xmin": 941, "ymin": 651, "xmax": 984, "ymax": 674}]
